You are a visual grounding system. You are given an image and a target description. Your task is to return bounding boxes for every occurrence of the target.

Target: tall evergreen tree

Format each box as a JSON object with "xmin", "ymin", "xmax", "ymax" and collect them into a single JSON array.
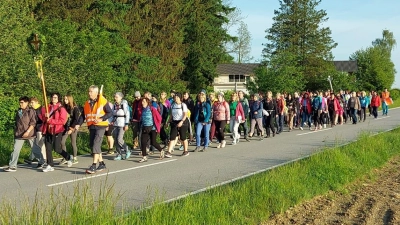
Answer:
[
  {"xmin": 260, "ymin": 0, "xmax": 337, "ymax": 91},
  {"xmin": 182, "ymin": 0, "xmax": 235, "ymax": 92}
]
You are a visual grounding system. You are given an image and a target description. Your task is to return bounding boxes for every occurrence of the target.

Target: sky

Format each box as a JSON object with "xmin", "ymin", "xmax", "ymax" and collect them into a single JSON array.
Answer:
[{"xmin": 229, "ymin": 0, "xmax": 400, "ymax": 88}]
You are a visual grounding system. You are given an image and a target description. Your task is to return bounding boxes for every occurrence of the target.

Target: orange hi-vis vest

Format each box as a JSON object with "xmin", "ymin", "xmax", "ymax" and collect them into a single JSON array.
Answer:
[{"xmin": 84, "ymin": 96, "xmax": 109, "ymax": 127}]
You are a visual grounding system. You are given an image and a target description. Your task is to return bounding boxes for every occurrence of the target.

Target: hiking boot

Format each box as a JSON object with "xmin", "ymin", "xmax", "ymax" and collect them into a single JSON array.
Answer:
[
  {"xmin": 4, "ymin": 167, "xmax": 16, "ymax": 172},
  {"xmin": 42, "ymin": 165, "xmax": 55, "ymax": 172},
  {"xmin": 139, "ymin": 156, "xmax": 148, "ymax": 163},
  {"xmin": 114, "ymin": 155, "xmax": 122, "ymax": 160},
  {"xmin": 96, "ymin": 163, "xmax": 106, "ymax": 172},
  {"xmin": 182, "ymin": 151, "xmax": 189, "ymax": 156},
  {"xmin": 86, "ymin": 165, "xmax": 96, "ymax": 174}
]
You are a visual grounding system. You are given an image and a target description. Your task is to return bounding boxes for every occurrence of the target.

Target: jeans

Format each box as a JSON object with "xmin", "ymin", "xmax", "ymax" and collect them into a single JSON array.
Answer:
[
  {"xmin": 229, "ymin": 116, "xmax": 240, "ymax": 140},
  {"xmin": 350, "ymin": 108, "xmax": 358, "ymax": 123},
  {"xmin": 196, "ymin": 122, "xmax": 211, "ymax": 147},
  {"xmin": 301, "ymin": 112, "xmax": 311, "ymax": 128},
  {"xmin": 382, "ymin": 101, "xmax": 388, "ymax": 115},
  {"xmin": 276, "ymin": 114, "xmax": 284, "ymax": 133},
  {"xmin": 9, "ymin": 139, "xmax": 34, "ymax": 168},
  {"xmin": 29, "ymin": 131, "xmax": 46, "ymax": 163}
]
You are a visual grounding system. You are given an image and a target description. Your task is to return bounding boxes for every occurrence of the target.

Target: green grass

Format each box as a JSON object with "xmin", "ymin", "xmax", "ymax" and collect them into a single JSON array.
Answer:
[{"xmin": 1, "ymin": 126, "xmax": 400, "ymax": 224}]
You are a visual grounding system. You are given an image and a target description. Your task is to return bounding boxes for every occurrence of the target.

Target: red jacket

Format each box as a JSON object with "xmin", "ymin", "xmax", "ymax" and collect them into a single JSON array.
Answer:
[
  {"xmin": 300, "ymin": 96, "xmax": 312, "ymax": 114},
  {"xmin": 327, "ymin": 98, "xmax": 340, "ymax": 111},
  {"xmin": 371, "ymin": 95, "xmax": 381, "ymax": 107},
  {"xmin": 41, "ymin": 103, "xmax": 67, "ymax": 135},
  {"xmin": 276, "ymin": 98, "xmax": 285, "ymax": 114},
  {"xmin": 131, "ymin": 99, "xmax": 143, "ymax": 122}
]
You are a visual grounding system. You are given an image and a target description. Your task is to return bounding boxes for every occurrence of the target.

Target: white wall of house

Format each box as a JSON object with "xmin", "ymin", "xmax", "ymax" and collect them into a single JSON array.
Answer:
[{"xmin": 213, "ymin": 74, "xmax": 250, "ymax": 94}]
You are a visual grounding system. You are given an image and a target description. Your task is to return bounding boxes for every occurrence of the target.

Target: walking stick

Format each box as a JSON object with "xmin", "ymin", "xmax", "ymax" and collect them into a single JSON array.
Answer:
[{"xmin": 35, "ymin": 59, "xmax": 49, "ymax": 114}]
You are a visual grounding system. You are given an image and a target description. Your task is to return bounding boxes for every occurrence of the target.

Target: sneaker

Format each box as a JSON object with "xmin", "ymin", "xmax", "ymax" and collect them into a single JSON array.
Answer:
[
  {"xmin": 200, "ymin": 147, "xmax": 207, "ymax": 152},
  {"xmin": 37, "ymin": 164, "xmax": 44, "ymax": 169},
  {"xmin": 139, "ymin": 156, "xmax": 148, "ymax": 163},
  {"xmin": 67, "ymin": 156, "xmax": 73, "ymax": 168},
  {"xmin": 221, "ymin": 140, "xmax": 226, "ymax": 148},
  {"xmin": 24, "ymin": 159, "xmax": 33, "ymax": 164},
  {"xmin": 245, "ymin": 136, "xmax": 250, "ymax": 142},
  {"xmin": 86, "ymin": 165, "xmax": 96, "ymax": 174},
  {"xmin": 59, "ymin": 158, "xmax": 67, "ymax": 165},
  {"xmin": 323, "ymin": 124, "xmax": 326, "ymax": 129},
  {"xmin": 182, "ymin": 151, "xmax": 189, "ymax": 156},
  {"xmin": 42, "ymin": 165, "xmax": 54, "ymax": 172},
  {"xmin": 232, "ymin": 139, "xmax": 237, "ymax": 145},
  {"xmin": 300, "ymin": 127, "xmax": 303, "ymax": 130},
  {"xmin": 165, "ymin": 152, "xmax": 173, "ymax": 158},
  {"xmin": 125, "ymin": 151, "xmax": 131, "ymax": 159},
  {"xmin": 72, "ymin": 158, "xmax": 79, "ymax": 164},
  {"xmin": 148, "ymin": 151, "xmax": 154, "ymax": 155},
  {"xmin": 4, "ymin": 167, "xmax": 16, "ymax": 172},
  {"xmin": 96, "ymin": 163, "xmax": 106, "ymax": 172},
  {"xmin": 160, "ymin": 150, "xmax": 165, "ymax": 159},
  {"xmin": 114, "ymin": 155, "xmax": 122, "ymax": 160},
  {"xmin": 236, "ymin": 138, "xmax": 240, "ymax": 144},
  {"xmin": 217, "ymin": 143, "xmax": 221, "ymax": 148},
  {"xmin": 193, "ymin": 147, "xmax": 200, "ymax": 152},
  {"xmin": 179, "ymin": 145, "xmax": 184, "ymax": 151}
]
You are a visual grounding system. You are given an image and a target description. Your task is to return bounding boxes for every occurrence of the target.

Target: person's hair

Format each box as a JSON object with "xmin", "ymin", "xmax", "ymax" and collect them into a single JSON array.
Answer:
[
  {"xmin": 64, "ymin": 94, "xmax": 76, "ymax": 109},
  {"xmin": 141, "ymin": 97, "xmax": 151, "ymax": 106},
  {"xmin": 160, "ymin": 91, "xmax": 167, "ymax": 104},
  {"xmin": 199, "ymin": 95, "xmax": 206, "ymax": 102},
  {"xmin": 30, "ymin": 97, "xmax": 40, "ymax": 103},
  {"xmin": 183, "ymin": 91, "xmax": 190, "ymax": 99},
  {"xmin": 19, "ymin": 96, "xmax": 30, "ymax": 102},
  {"xmin": 50, "ymin": 92, "xmax": 62, "ymax": 104},
  {"xmin": 114, "ymin": 92, "xmax": 124, "ymax": 99},
  {"xmin": 174, "ymin": 92, "xmax": 182, "ymax": 100},
  {"xmin": 89, "ymin": 85, "xmax": 99, "ymax": 92}
]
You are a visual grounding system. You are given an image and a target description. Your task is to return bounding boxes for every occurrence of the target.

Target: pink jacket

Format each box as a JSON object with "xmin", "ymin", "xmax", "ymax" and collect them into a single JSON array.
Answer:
[
  {"xmin": 40, "ymin": 103, "xmax": 67, "ymax": 135},
  {"xmin": 151, "ymin": 106, "xmax": 162, "ymax": 133},
  {"xmin": 233, "ymin": 101, "xmax": 245, "ymax": 121},
  {"xmin": 213, "ymin": 101, "xmax": 230, "ymax": 121}
]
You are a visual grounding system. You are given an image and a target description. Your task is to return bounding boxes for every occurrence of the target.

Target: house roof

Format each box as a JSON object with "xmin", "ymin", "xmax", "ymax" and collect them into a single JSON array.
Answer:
[
  {"xmin": 333, "ymin": 60, "xmax": 358, "ymax": 72},
  {"xmin": 216, "ymin": 61, "xmax": 357, "ymax": 74},
  {"xmin": 216, "ymin": 63, "xmax": 260, "ymax": 75}
]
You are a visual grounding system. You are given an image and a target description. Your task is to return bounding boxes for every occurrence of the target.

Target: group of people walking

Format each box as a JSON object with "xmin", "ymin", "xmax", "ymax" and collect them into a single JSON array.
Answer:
[{"xmin": 3, "ymin": 86, "xmax": 392, "ymax": 174}]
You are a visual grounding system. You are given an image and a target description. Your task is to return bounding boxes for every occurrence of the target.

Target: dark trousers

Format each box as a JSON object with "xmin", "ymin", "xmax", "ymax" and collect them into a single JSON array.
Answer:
[
  {"xmin": 214, "ymin": 120, "xmax": 227, "ymax": 142},
  {"xmin": 131, "ymin": 121, "xmax": 140, "ymax": 141},
  {"xmin": 140, "ymin": 129, "xmax": 162, "ymax": 157},
  {"xmin": 264, "ymin": 114, "xmax": 275, "ymax": 136},
  {"xmin": 312, "ymin": 110, "xmax": 319, "ymax": 127},
  {"xmin": 350, "ymin": 108, "xmax": 358, "ymax": 123},
  {"xmin": 328, "ymin": 109, "xmax": 336, "ymax": 125},
  {"xmin": 45, "ymin": 133, "xmax": 69, "ymax": 167},
  {"xmin": 238, "ymin": 118, "xmax": 249, "ymax": 137},
  {"xmin": 372, "ymin": 106, "xmax": 378, "ymax": 118},
  {"xmin": 160, "ymin": 124, "xmax": 168, "ymax": 144}
]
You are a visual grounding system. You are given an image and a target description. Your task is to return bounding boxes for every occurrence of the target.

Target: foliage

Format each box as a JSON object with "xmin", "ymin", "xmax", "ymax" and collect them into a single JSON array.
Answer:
[
  {"xmin": 350, "ymin": 30, "xmax": 396, "ymax": 91},
  {"xmin": 261, "ymin": 0, "xmax": 337, "ymax": 91},
  {"xmin": 390, "ymin": 88, "xmax": 400, "ymax": 101}
]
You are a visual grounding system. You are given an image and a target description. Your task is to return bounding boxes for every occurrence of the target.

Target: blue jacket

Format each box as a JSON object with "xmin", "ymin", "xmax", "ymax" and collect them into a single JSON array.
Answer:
[
  {"xmin": 250, "ymin": 100, "xmax": 263, "ymax": 119},
  {"xmin": 359, "ymin": 96, "xmax": 368, "ymax": 108},
  {"xmin": 194, "ymin": 101, "xmax": 211, "ymax": 123},
  {"xmin": 312, "ymin": 96, "xmax": 322, "ymax": 110}
]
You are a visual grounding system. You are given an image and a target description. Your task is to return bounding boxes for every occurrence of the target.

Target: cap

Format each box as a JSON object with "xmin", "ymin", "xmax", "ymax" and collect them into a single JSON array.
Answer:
[
  {"xmin": 134, "ymin": 91, "xmax": 141, "ymax": 98},
  {"xmin": 200, "ymin": 89, "xmax": 206, "ymax": 95}
]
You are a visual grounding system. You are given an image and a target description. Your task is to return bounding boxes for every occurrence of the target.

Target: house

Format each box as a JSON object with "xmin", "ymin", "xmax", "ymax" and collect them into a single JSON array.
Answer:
[{"xmin": 214, "ymin": 61, "xmax": 357, "ymax": 93}]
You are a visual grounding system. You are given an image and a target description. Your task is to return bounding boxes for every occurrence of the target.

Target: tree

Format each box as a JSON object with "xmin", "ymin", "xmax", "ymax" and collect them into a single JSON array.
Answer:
[
  {"xmin": 350, "ymin": 30, "xmax": 396, "ymax": 91},
  {"xmin": 181, "ymin": 0, "xmax": 235, "ymax": 92},
  {"xmin": 232, "ymin": 21, "xmax": 253, "ymax": 63},
  {"xmin": 259, "ymin": 0, "xmax": 337, "ymax": 91}
]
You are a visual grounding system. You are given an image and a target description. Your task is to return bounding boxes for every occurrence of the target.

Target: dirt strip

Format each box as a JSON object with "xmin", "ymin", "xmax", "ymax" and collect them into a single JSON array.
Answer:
[{"xmin": 263, "ymin": 157, "xmax": 400, "ymax": 225}]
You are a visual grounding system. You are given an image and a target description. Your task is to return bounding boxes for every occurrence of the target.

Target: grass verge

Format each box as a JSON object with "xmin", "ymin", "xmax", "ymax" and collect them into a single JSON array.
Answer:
[{"xmin": 1, "ymin": 128, "xmax": 400, "ymax": 224}]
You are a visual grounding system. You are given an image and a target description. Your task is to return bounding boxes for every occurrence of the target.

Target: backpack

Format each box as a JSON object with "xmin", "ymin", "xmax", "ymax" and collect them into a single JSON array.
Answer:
[
  {"xmin": 113, "ymin": 100, "xmax": 131, "ymax": 118},
  {"xmin": 171, "ymin": 103, "xmax": 191, "ymax": 119}
]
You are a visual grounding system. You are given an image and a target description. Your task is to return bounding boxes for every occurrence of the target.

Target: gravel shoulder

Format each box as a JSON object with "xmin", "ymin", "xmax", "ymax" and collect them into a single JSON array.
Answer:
[{"xmin": 263, "ymin": 156, "xmax": 400, "ymax": 225}]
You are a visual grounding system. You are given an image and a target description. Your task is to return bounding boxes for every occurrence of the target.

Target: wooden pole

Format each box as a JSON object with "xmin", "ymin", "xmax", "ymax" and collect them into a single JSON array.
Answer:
[{"xmin": 35, "ymin": 58, "xmax": 48, "ymax": 114}]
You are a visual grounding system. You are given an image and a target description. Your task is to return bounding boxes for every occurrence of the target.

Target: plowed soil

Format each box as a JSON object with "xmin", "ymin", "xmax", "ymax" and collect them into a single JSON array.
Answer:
[{"xmin": 263, "ymin": 157, "xmax": 400, "ymax": 225}]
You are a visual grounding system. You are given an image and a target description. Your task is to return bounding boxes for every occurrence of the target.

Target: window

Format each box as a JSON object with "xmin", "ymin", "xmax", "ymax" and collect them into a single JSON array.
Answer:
[{"xmin": 229, "ymin": 75, "xmax": 246, "ymax": 83}]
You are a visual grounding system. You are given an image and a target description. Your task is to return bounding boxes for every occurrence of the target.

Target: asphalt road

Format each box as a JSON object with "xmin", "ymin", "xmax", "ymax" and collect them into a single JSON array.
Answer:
[{"xmin": 1, "ymin": 108, "xmax": 398, "ymax": 209}]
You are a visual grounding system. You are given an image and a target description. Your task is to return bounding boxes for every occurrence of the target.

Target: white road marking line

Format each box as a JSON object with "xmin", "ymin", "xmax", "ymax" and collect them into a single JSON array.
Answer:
[
  {"xmin": 375, "ymin": 116, "xmax": 391, "ymax": 120},
  {"xmin": 297, "ymin": 128, "xmax": 332, "ymax": 136},
  {"xmin": 47, "ymin": 159, "xmax": 177, "ymax": 187}
]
